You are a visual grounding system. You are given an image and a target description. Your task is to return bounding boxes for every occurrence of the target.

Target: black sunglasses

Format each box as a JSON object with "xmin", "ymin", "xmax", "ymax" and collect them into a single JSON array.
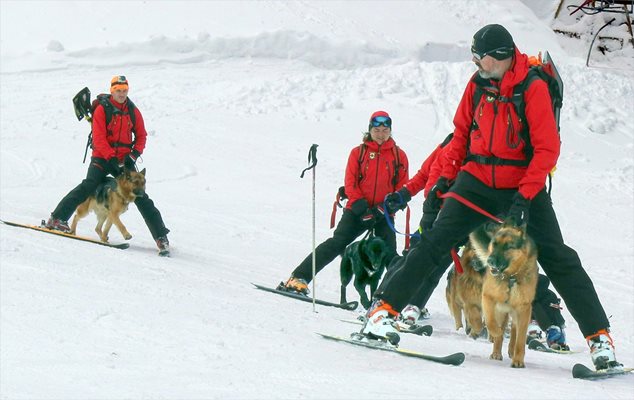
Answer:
[{"xmin": 471, "ymin": 46, "xmax": 513, "ymax": 61}]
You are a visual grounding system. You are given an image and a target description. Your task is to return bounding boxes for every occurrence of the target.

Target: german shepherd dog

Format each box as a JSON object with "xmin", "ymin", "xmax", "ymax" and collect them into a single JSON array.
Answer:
[
  {"xmin": 471, "ymin": 221, "xmax": 538, "ymax": 368},
  {"xmin": 70, "ymin": 169, "xmax": 146, "ymax": 242},
  {"xmin": 340, "ymin": 235, "xmax": 391, "ymax": 309},
  {"xmin": 446, "ymin": 241, "xmax": 488, "ymax": 339}
]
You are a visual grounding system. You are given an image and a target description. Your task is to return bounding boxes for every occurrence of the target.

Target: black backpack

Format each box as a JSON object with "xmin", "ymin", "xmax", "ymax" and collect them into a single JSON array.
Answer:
[{"xmin": 72, "ymin": 87, "xmax": 136, "ymax": 163}]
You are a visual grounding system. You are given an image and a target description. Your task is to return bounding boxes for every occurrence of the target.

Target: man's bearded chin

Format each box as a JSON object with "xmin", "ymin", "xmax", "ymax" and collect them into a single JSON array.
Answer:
[{"xmin": 478, "ymin": 68, "xmax": 503, "ymax": 80}]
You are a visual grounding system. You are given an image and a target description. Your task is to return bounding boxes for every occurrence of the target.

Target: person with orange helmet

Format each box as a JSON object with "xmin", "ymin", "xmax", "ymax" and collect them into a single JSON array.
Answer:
[{"xmin": 45, "ymin": 75, "xmax": 171, "ymax": 256}]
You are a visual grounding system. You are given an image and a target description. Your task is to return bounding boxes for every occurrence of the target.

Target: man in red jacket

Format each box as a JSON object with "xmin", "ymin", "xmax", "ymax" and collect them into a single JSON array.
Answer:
[
  {"xmin": 45, "ymin": 76, "xmax": 171, "ymax": 256},
  {"xmin": 280, "ymin": 111, "xmax": 409, "ymax": 294},
  {"xmin": 363, "ymin": 25, "xmax": 619, "ymax": 371}
]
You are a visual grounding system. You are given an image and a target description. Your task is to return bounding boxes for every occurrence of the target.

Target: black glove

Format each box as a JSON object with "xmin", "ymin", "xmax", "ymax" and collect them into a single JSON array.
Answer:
[
  {"xmin": 420, "ymin": 210, "xmax": 438, "ymax": 231},
  {"xmin": 424, "ymin": 176, "xmax": 450, "ymax": 211},
  {"xmin": 107, "ymin": 157, "xmax": 122, "ymax": 177},
  {"xmin": 507, "ymin": 192, "xmax": 530, "ymax": 226},
  {"xmin": 338, "ymin": 186, "xmax": 348, "ymax": 200},
  {"xmin": 384, "ymin": 187, "xmax": 412, "ymax": 214},
  {"xmin": 124, "ymin": 149, "xmax": 141, "ymax": 171},
  {"xmin": 359, "ymin": 208, "xmax": 377, "ymax": 230},
  {"xmin": 349, "ymin": 199, "xmax": 369, "ymax": 217},
  {"xmin": 422, "ymin": 188, "xmax": 440, "ymax": 231}
]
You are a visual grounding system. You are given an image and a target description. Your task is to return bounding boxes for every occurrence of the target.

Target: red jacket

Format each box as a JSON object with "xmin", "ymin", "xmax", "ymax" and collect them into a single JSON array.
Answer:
[
  {"xmin": 344, "ymin": 137, "xmax": 409, "ymax": 210},
  {"xmin": 91, "ymin": 97, "xmax": 147, "ymax": 162},
  {"xmin": 441, "ymin": 48, "xmax": 560, "ymax": 200}
]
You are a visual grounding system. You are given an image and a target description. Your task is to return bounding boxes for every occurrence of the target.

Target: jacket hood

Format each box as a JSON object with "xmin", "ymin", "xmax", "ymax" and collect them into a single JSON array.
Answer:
[{"xmin": 499, "ymin": 47, "xmax": 530, "ymax": 93}]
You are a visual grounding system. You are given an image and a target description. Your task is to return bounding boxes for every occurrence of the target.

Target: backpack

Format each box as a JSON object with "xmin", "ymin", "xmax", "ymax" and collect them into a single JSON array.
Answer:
[
  {"xmin": 72, "ymin": 87, "xmax": 137, "ymax": 163},
  {"xmin": 465, "ymin": 51, "xmax": 563, "ymax": 170},
  {"xmin": 331, "ymin": 142, "xmax": 404, "ymax": 227},
  {"xmin": 338, "ymin": 142, "xmax": 404, "ymax": 202}
]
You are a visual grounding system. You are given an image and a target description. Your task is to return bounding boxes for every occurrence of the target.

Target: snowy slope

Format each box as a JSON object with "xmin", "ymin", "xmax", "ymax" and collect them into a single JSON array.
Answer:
[{"xmin": 1, "ymin": 1, "xmax": 633, "ymax": 399}]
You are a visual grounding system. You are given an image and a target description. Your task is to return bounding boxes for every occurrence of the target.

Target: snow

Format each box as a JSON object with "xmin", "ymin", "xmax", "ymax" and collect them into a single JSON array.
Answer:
[{"xmin": 1, "ymin": 0, "xmax": 633, "ymax": 398}]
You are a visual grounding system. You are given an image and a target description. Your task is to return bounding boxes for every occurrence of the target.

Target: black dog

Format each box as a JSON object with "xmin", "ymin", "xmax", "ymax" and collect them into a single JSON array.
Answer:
[{"xmin": 340, "ymin": 235, "xmax": 391, "ymax": 309}]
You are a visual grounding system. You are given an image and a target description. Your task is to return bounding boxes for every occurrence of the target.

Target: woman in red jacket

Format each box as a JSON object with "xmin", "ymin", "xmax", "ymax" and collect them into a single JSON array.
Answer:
[
  {"xmin": 281, "ymin": 111, "xmax": 409, "ymax": 295},
  {"xmin": 45, "ymin": 76, "xmax": 170, "ymax": 256}
]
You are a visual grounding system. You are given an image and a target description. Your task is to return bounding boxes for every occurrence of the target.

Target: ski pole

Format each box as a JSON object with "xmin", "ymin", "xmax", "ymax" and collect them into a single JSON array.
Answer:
[{"xmin": 300, "ymin": 144, "xmax": 319, "ymax": 312}]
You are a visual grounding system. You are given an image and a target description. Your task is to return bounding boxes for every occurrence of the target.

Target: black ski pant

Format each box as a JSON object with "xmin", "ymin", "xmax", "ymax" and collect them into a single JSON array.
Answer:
[
  {"xmin": 383, "ymin": 229, "xmax": 566, "ymax": 328},
  {"xmin": 292, "ymin": 210, "xmax": 397, "ymax": 283},
  {"xmin": 532, "ymin": 274, "xmax": 566, "ymax": 330},
  {"xmin": 379, "ymin": 252, "xmax": 453, "ymax": 311},
  {"xmin": 51, "ymin": 157, "xmax": 170, "ymax": 240},
  {"xmin": 375, "ymin": 171, "xmax": 609, "ymax": 337},
  {"xmin": 381, "ymin": 249, "xmax": 566, "ymax": 331}
]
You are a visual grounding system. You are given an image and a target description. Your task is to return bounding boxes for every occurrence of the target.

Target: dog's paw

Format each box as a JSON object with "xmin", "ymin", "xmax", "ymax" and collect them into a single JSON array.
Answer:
[
  {"xmin": 469, "ymin": 331, "xmax": 481, "ymax": 340},
  {"xmin": 490, "ymin": 352, "xmax": 503, "ymax": 361},
  {"xmin": 511, "ymin": 359, "xmax": 525, "ymax": 368},
  {"xmin": 124, "ymin": 233, "xmax": 132, "ymax": 240}
]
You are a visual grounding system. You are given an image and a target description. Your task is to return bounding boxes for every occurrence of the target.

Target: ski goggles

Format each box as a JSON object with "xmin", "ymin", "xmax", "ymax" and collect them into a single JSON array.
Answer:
[
  {"xmin": 110, "ymin": 75, "xmax": 129, "ymax": 93},
  {"xmin": 471, "ymin": 46, "xmax": 513, "ymax": 61},
  {"xmin": 111, "ymin": 75, "xmax": 128, "ymax": 86},
  {"xmin": 370, "ymin": 116, "xmax": 392, "ymax": 128}
]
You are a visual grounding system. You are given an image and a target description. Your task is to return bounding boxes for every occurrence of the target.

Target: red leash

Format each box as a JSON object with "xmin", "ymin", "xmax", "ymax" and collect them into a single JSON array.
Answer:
[
  {"xmin": 440, "ymin": 192, "xmax": 503, "ymax": 224},
  {"xmin": 438, "ymin": 191, "xmax": 503, "ymax": 274},
  {"xmin": 450, "ymin": 248, "xmax": 463, "ymax": 274},
  {"xmin": 330, "ymin": 192, "xmax": 343, "ymax": 229},
  {"xmin": 404, "ymin": 205, "xmax": 411, "ymax": 251}
]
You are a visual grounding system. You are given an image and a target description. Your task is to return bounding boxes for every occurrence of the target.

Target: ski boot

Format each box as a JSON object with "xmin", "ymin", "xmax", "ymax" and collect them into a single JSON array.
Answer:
[
  {"xmin": 526, "ymin": 319, "xmax": 542, "ymax": 343},
  {"xmin": 156, "ymin": 236, "xmax": 170, "ymax": 257},
  {"xmin": 43, "ymin": 216, "xmax": 71, "ymax": 233},
  {"xmin": 546, "ymin": 325, "xmax": 570, "ymax": 351},
  {"xmin": 278, "ymin": 276, "xmax": 309, "ymax": 296},
  {"xmin": 399, "ymin": 304, "xmax": 421, "ymax": 325},
  {"xmin": 360, "ymin": 299, "xmax": 400, "ymax": 345},
  {"xmin": 586, "ymin": 329, "xmax": 622, "ymax": 370}
]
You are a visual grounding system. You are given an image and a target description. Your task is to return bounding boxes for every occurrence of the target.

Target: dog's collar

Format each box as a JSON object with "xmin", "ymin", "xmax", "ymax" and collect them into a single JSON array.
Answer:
[{"xmin": 492, "ymin": 270, "xmax": 518, "ymax": 288}]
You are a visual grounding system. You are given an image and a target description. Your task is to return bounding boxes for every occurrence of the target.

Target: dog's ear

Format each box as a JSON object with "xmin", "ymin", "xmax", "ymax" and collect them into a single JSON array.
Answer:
[
  {"xmin": 140, "ymin": 168, "xmax": 146, "ymax": 176},
  {"xmin": 504, "ymin": 216, "xmax": 527, "ymax": 232},
  {"xmin": 484, "ymin": 221, "xmax": 501, "ymax": 236},
  {"xmin": 504, "ymin": 216, "xmax": 517, "ymax": 227}
]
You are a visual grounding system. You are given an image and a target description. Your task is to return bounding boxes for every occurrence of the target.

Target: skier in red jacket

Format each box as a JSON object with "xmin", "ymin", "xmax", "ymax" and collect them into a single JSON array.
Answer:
[
  {"xmin": 363, "ymin": 24, "xmax": 619, "ymax": 371},
  {"xmin": 281, "ymin": 111, "xmax": 409, "ymax": 294},
  {"xmin": 385, "ymin": 133, "xmax": 570, "ymax": 350},
  {"xmin": 45, "ymin": 76, "xmax": 170, "ymax": 256}
]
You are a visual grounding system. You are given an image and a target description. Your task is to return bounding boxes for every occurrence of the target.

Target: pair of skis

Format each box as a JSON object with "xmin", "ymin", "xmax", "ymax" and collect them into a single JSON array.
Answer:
[
  {"xmin": 252, "ymin": 282, "xmax": 464, "ymax": 366},
  {"xmin": 2, "ymin": 219, "xmax": 170, "ymax": 256},
  {"xmin": 1, "ymin": 219, "xmax": 129, "ymax": 249},
  {"xmin": 254, "ymin": 282, "xmax": 633, "ymax": 378}
]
